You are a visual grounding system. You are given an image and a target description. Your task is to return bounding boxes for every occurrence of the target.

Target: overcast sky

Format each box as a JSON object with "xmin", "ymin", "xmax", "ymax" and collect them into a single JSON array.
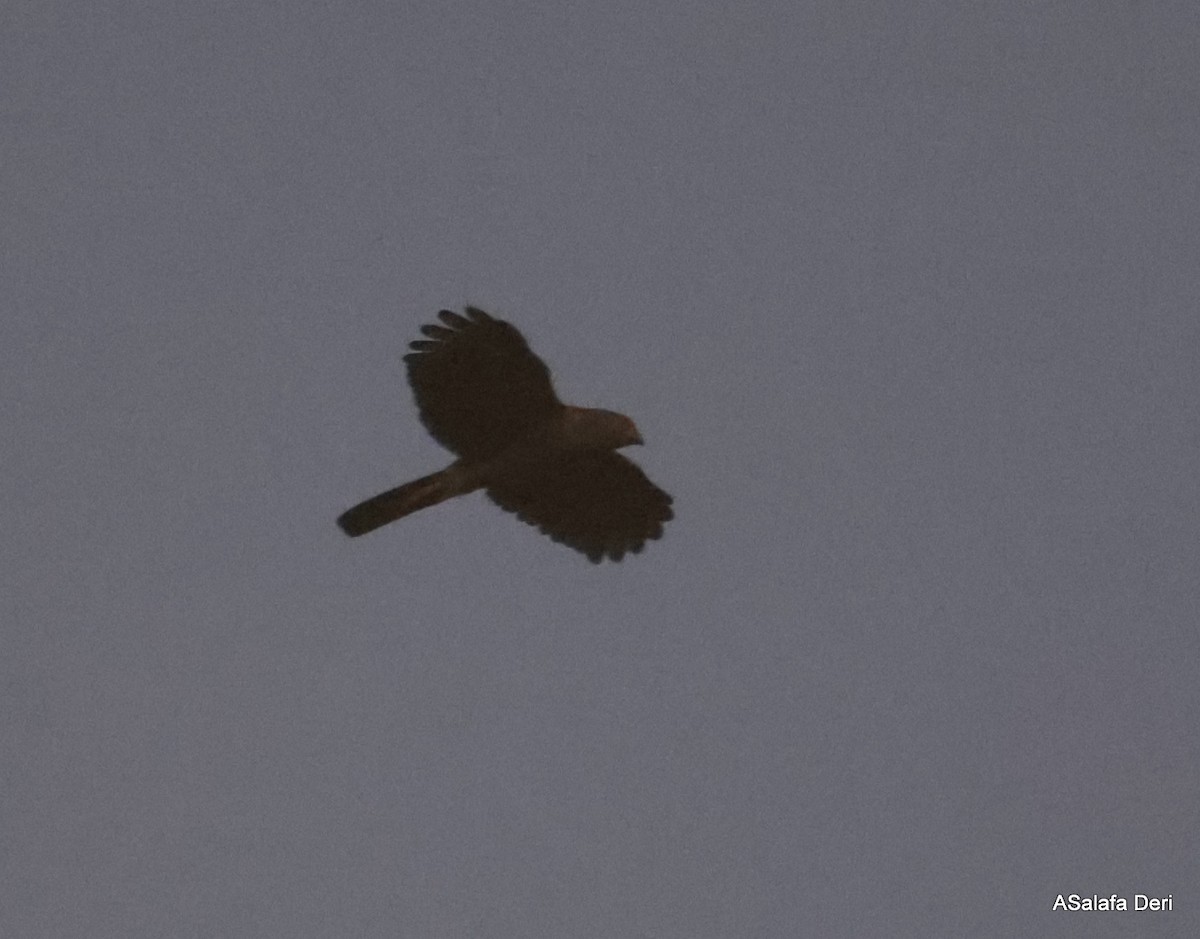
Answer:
[{"xmin": 5, "ymin": 3, "xmax": 1198, "ymax": 936}]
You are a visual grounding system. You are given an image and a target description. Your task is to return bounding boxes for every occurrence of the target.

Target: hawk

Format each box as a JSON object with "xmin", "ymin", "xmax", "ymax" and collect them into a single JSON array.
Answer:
[{"xmin": 337, "ymin": 307, "xmax": 673, "ymax": 562}]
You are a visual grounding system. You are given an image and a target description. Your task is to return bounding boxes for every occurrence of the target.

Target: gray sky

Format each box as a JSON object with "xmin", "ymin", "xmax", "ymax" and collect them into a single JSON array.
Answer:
[{"xmin": 5, "ymin": 3, "xmax": 1198, "ymax": 936}]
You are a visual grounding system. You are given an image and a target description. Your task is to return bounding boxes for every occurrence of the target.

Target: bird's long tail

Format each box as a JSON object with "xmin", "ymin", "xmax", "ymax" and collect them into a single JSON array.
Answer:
[{"xmin": 337, "ymin": 469, "xmax": 457, "ymax": 537}]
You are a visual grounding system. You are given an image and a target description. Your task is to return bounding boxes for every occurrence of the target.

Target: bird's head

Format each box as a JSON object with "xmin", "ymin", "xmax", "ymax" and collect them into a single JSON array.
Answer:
[{"xmin": 564, "ymin": 407, "xmax": 644, "ymax": 450}]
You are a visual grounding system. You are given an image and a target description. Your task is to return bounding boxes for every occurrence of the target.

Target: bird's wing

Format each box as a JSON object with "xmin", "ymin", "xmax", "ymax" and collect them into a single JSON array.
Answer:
[
  {"xmin": 486, "ymin": 451, "xmax": 674, "ymax": 563},
  {"xmin": 403, "ymin": 307, "xmax": 562, "ymax": 459}
]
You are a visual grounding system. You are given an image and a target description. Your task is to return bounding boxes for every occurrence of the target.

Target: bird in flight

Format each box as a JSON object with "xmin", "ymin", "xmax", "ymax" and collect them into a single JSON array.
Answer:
[{"xmin": 337, "ymin": 307, "xmax": 673, "ymax": 562}]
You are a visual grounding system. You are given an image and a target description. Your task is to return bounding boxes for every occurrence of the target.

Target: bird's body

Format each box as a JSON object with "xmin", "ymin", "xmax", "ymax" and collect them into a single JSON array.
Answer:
[{"xmin": 337, "ymin": 307, "xmax": 672, "ymax": 562}]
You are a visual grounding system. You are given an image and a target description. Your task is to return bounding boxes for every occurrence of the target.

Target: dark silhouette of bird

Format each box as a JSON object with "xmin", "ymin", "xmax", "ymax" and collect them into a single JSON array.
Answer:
[{"xmin": 337, "ymin": 307, "xmax": 672, "ymax": 562}]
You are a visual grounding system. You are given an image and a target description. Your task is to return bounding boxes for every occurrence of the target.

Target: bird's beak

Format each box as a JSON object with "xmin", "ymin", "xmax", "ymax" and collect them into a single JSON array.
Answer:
[{"xmin": 631, "ymin": 431, "xmax": 644, "ymax": 445}]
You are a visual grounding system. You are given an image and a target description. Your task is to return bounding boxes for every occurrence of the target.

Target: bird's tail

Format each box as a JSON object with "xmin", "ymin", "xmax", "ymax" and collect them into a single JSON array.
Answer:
[{"xmin": 337, "ymin": 470, "xmax": 457, "ymax": 537}]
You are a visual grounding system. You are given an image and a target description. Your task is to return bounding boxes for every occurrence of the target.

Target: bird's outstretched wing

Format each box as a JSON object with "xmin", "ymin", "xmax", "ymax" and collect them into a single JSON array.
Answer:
[
  {"xmin": 486, "ymin": 451, "xmax": 674, "ymax": 563},
  {"xmin": 404, "ymin": 307, "xmax": 562, "ymax": 459}
]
